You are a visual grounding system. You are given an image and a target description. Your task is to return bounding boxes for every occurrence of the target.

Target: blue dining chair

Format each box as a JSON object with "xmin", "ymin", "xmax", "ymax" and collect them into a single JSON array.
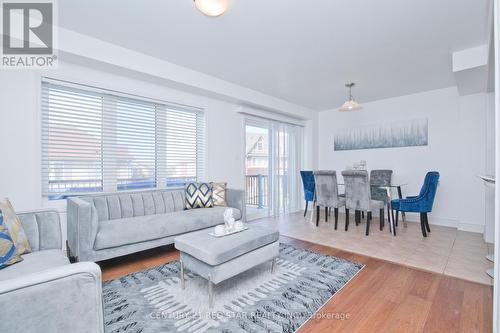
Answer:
[
  {"xmin": 391, "ymin": 171, "xmax": 440, "ymax": 237},
  {"xmin": 300, "ymin": 171, "xmax": 316, "ymax": 217}
]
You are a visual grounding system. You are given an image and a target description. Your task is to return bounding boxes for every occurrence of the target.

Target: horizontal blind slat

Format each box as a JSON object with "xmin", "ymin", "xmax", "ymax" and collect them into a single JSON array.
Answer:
[{"xmin": 41, "ymin": 81, "xmax": 205, "ymax": 197}]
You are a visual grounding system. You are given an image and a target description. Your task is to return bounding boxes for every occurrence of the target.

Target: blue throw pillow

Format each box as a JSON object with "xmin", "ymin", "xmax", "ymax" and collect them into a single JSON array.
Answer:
[{"xmin": 0, "ymin": 214, "xmax": 23, "ymax": 269}]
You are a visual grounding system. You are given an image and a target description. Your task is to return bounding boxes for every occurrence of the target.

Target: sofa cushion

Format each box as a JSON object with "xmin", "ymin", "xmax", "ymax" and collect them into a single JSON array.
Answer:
[
  {"xmin": 185, "ymin": 182, "xmax": 213, "ymax": 209},
  {"xmin": 0, "ymin": 215, "xmax": 23, "ymax": 269},
  {"xmin": 175, "ymin": 225, "xmax": 280, "ymax": 266},
  {"xmin": 94, "ymin": 207, "xmax": 242, "ymax": 250},
  {"xmin": 0, "ymin": 198, "xmax": 32, "ymax": 255},
  {"xmin": 211, "ymin": 182, "xmax": 227, "ymax": 206},
  {"xmin": 0, "ymin": 249, "xmax": 69, "ymax": 281}
]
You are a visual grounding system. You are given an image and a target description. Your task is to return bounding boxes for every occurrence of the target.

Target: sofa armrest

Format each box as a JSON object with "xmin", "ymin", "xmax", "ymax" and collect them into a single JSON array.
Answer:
[
  {"xmin": 67, "ymin": 198, "xmax": 99, "ymax": 262},
  {"xmin": 0, "ymin": 262, "xmax": 104, "ymax": 333},
  {"xmin": 226, "ymin": 188, "xmax": 246, "ymax": 222}
]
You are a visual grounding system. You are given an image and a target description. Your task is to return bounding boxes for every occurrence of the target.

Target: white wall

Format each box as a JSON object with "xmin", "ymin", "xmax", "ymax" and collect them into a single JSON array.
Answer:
[
  {"xmin": 318, "ymin": 87, "xmax": 489, "ymax": 232},
  {"xmin": 0, "ymin": 61, "xmax": 318, "ymax": 246}
]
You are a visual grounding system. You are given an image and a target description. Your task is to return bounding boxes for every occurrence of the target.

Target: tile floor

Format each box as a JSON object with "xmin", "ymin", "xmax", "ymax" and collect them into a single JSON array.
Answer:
[{"xmin": 253, "ymin": 211, "xmax": 494, "ymax": 285}]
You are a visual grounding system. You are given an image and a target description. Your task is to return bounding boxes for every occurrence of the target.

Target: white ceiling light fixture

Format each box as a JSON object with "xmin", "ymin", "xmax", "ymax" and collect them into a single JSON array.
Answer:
[
  {"xmin": 339, "ymin": 82, "xmax": 362, "ymax": 112},
  {"xmin": 194, "ymin": 0, "xmax": 229, "ymax": 17}
]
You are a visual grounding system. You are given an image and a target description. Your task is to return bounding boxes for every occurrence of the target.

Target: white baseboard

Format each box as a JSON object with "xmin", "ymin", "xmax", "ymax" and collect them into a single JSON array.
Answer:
[
  {"xmin": 457, "ymin": 221, "xmax": 486, "ymax": 234},
  {"xmin": 401, "ymin": 213, "xmax": 484, "ymax": 234}
]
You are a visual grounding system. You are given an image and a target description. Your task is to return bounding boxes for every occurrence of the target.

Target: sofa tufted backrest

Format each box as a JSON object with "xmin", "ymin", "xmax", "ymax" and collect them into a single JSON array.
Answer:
[
  {"xmin": 80, "ymin": 189, "xmax": 185, "ymax": 222},
  {"xmin": 17, "ymin": 210, "xmax": 62, "ymax": 252}
]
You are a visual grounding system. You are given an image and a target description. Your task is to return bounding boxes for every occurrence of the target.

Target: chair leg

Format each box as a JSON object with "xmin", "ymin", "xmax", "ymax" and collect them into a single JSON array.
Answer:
[
  {"xmin": 304, "ymin": 201, "xmax": 309, "ymax": 217},
  {"xmin": 362, "ymin": 211, "xmax": 365, "ymax": 219},
  {"xmin": 424, "ymin": 212, "xmax": 431, "ymax": 233},
  {"xmin": 345, "ymin": 208, "xmax": 349, "ymax": 231},
  {"xmin": 366, "ymin": 212, "xmax": 372, "ymax": 236},
  {"xmin": 380, "ymin": 208, "xmax": 384, "ymax": 231},
  {"xmin": 316, "ymin": 205, "xmax": 320, "ymax": 227},
  {"xmin": 419, "ymin": 213, "xmax": 427, "ymax": 237},
  {"xmin": 354, "ymin": 210, "xmax": 360, "ymax": 225},
  {"xmin": 325, "ymin": 207, "xmax": 328, "ymax": 223},
  {"xmin": 334, "ymin": 208, "xmax": 339, "ymax": 230},
  {"xmin": 395, "ymin": 211, "xmax": 399, "ymax": 227}
]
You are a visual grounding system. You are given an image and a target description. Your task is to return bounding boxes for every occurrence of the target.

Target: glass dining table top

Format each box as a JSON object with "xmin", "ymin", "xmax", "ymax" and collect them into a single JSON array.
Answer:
[{"xmin": 337, "ymin": 183, "xmax": 408, "ymax": 187}]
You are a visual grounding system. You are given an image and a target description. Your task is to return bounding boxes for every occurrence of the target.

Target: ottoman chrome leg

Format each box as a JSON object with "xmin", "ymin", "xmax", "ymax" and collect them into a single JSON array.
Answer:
[
  {"xmin": 180, "ymin": 260, "xmax": 185, "ymax": 290},
  {"xmin": 208, "ymin": 275, "xmax": 214, "ymax": 309},
  {"xmin": 271, "ymin": 257, "xmax": 277, "ymax": 274}
]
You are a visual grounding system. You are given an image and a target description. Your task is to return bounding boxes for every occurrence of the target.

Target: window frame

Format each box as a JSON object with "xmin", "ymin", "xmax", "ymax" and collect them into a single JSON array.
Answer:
[{"xmin": 41, "ymin": 78, "xmax": 206, "ymax": 200}]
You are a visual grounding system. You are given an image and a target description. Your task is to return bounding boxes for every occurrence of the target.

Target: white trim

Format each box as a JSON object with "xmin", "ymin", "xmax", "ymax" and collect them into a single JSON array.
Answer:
[
  {"xmin": 402, "ymin": 214, "xmax": 485, "ymax": 234},
  {"xmin": 42, "ymin": 76, "xmax": 205, "ymax": 113},
  {"xmin": 493, "ymin": 0, "xmax": 500, "ymax": 331},
  {"xmin": 237, "ymin": 107, "xmax": 307, "ymax": 127}
]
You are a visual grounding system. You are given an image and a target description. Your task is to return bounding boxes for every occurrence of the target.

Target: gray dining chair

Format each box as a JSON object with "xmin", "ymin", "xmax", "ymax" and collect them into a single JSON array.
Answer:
[
  {"xmin": 370, "ymin": 169, "xmax": 393, "ymax": 230},
  {"xmin": 313, "ymin": 170, "xmax": 346, "ymax": 230},
  {"xmin": 341, "ymin": 170, "xmax": 385, "ymax": 235}
]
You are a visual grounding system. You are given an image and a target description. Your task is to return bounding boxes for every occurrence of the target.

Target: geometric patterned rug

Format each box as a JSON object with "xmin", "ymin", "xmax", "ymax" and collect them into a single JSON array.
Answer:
[{"xmin": 103, "ymin": 244, "xmax": 364, "ymax": 333}]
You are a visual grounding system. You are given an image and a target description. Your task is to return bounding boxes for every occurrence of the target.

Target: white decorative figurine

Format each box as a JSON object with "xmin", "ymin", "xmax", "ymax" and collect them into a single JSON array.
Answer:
[
  {"xmin": 214, "ymin": 225, "xmax": 225, "ymax": 236},
  {"xmin": 223, "ymin": 208, "xmax": 235, "ymax": 232},
  {"xmin": 234, "ymin": 220, "xmax": 244, "ymax": 231}
]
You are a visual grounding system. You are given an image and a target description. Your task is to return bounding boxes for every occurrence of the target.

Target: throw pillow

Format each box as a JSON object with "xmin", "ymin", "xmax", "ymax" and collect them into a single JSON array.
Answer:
[
  {"xmin": 0, "ymin": 215, "xmax": 23, "ymax": 269},
  {"xmin": 185, "ymin": 182, "xmax": 214, "ymax": 209},
  {"xmin": 0, "ymin": 198, "xmax": 32, "ymax": 255},
  {"xmin": 211, "ymin": 182, "xmax": 227, "ymax": 206}
]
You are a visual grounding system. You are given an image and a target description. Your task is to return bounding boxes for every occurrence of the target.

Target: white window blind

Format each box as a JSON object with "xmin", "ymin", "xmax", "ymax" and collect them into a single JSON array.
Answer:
[{"xmin": 41, "ymin": 80, "xmax": 205, "ymax": 199}]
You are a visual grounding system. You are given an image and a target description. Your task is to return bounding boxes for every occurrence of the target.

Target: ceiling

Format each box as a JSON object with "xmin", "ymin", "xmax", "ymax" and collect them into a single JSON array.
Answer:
[{"xmin": 58, "ymin": 0, "xmax": 491, "ymax": 111}]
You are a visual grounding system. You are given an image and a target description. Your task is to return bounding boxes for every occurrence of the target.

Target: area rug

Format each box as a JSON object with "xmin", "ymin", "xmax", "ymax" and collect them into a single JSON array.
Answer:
[{"xmin": 103, "ymin": 244, "xmax": 364, "ymax": 333}]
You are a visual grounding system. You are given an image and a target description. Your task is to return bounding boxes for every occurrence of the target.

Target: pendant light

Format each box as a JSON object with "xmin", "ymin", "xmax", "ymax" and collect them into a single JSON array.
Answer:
[
  {"xmin": 339, "ymin": 82, "xmax": 362, "ymax": 112},
  {"xmin": 194, "ymin": 0, "xmax": 229, "ymax": 17}
]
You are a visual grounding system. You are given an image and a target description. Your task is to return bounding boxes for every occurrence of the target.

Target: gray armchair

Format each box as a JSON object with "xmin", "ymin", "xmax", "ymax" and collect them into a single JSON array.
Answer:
[
  {"xmin": 341, "ymin": 170, "xmax": 385, "ymax": 235},
  {"xmin": 0, "ymin": 210, "xmax": 104, "ymax": 333}
]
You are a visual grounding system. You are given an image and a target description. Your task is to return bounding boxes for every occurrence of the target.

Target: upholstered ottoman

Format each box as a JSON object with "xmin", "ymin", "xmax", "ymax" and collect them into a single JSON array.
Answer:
[{"xmin": 174, "ymin": 225, "xmax": 280, "ymax": 308}]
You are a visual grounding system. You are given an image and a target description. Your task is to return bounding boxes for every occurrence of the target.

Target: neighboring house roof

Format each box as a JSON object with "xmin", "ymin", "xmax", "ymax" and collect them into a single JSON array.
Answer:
[{"xmin": 246, "ymin": 134, "xmax": 269, "ymax": 157}]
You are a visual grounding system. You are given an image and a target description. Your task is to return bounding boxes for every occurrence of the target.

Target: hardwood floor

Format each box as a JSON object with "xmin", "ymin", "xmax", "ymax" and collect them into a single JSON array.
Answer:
[{"xmin": 99, "ymin": 236, "xmax": 492, "ymax": 333}]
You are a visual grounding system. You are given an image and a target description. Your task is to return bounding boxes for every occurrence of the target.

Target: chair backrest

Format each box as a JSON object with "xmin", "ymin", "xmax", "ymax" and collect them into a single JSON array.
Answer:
[
  {"xmin": 300, "ymin": 171, "xmax": 316, "ymax": 201},
  {"xmin": 342, "ymin": 170, "xmax": 371, "ymax": 211},
  {"xmin": 313, "ymin": 171, "xmax": 340, "ymax": 207},
  {"xmin": 417, "ymin": 171, "xmax": 440, "ymax": 212},
  {"xmin": 370, "ymin": 170, "xmax": 393, "ymax": 202}
]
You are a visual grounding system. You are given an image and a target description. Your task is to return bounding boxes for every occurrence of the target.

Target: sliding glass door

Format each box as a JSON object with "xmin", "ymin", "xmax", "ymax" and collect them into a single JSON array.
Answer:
[
  {"xmin": 245, "ymin": 120, "xmax": 271, "ymax": 220},
  {"xmin": 244, "ymin": 117, "xmax": 302, "ymax": 220}
]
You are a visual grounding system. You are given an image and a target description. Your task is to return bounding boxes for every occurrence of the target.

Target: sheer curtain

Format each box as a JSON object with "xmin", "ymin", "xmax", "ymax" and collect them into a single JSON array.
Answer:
[{"xmin": 270, "ymin": 122, "xmax": 303, "ymax": 217}]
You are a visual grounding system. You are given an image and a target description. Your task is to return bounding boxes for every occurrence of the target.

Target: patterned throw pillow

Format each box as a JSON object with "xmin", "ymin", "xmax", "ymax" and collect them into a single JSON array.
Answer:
[
  {"xmin": 0, "ymin": 215, "xmax": 23, "ymax": 269},
  {"xmin": 211, "ymin": 182, "xmax": 227, "ymax": 206},
  {"xmin": 0, "ymin": 198, "xmax": 31, "ymax": 255},
  {"xmin": 185, "ymin": 182, "xmax": 214, "ymax": 209}
]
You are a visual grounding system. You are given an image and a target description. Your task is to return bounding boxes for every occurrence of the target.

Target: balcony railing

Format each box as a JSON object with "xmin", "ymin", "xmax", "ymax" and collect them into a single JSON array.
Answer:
[{"xmin": 245, "ymin": 174, "xmax": 268, "ymax": 208}]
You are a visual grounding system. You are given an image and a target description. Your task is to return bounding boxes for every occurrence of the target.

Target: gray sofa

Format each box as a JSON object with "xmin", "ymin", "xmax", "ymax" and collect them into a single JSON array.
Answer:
[
  {"xmin": 0, "ymin": 210, "xmax": 104, "ymax": 333},
  {"xmin": 67, "ymin": 188, "xmax": 245, "ymax": 262}
]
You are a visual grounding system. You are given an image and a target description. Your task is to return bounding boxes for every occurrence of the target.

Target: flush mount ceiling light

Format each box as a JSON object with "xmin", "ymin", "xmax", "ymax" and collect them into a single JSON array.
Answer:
[
  {"xmin": 194, "ymin": 0, "xmax": 229, "ymax": 17},
  {"xmin": 339, "ymin": 82, "xmax": 362, "ymax": 112}
]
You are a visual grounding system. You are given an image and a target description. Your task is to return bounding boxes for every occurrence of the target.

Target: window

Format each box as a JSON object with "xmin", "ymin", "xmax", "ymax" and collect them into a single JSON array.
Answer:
[{"xmin": 41, "ymin": 80, "xmax": 205, "ymax": 199}]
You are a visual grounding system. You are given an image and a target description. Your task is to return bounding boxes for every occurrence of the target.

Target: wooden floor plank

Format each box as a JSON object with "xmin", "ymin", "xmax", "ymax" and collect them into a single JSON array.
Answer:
[{"xmin": 98, "ymin": 236, "xmax": 493, "ymax": 332}]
